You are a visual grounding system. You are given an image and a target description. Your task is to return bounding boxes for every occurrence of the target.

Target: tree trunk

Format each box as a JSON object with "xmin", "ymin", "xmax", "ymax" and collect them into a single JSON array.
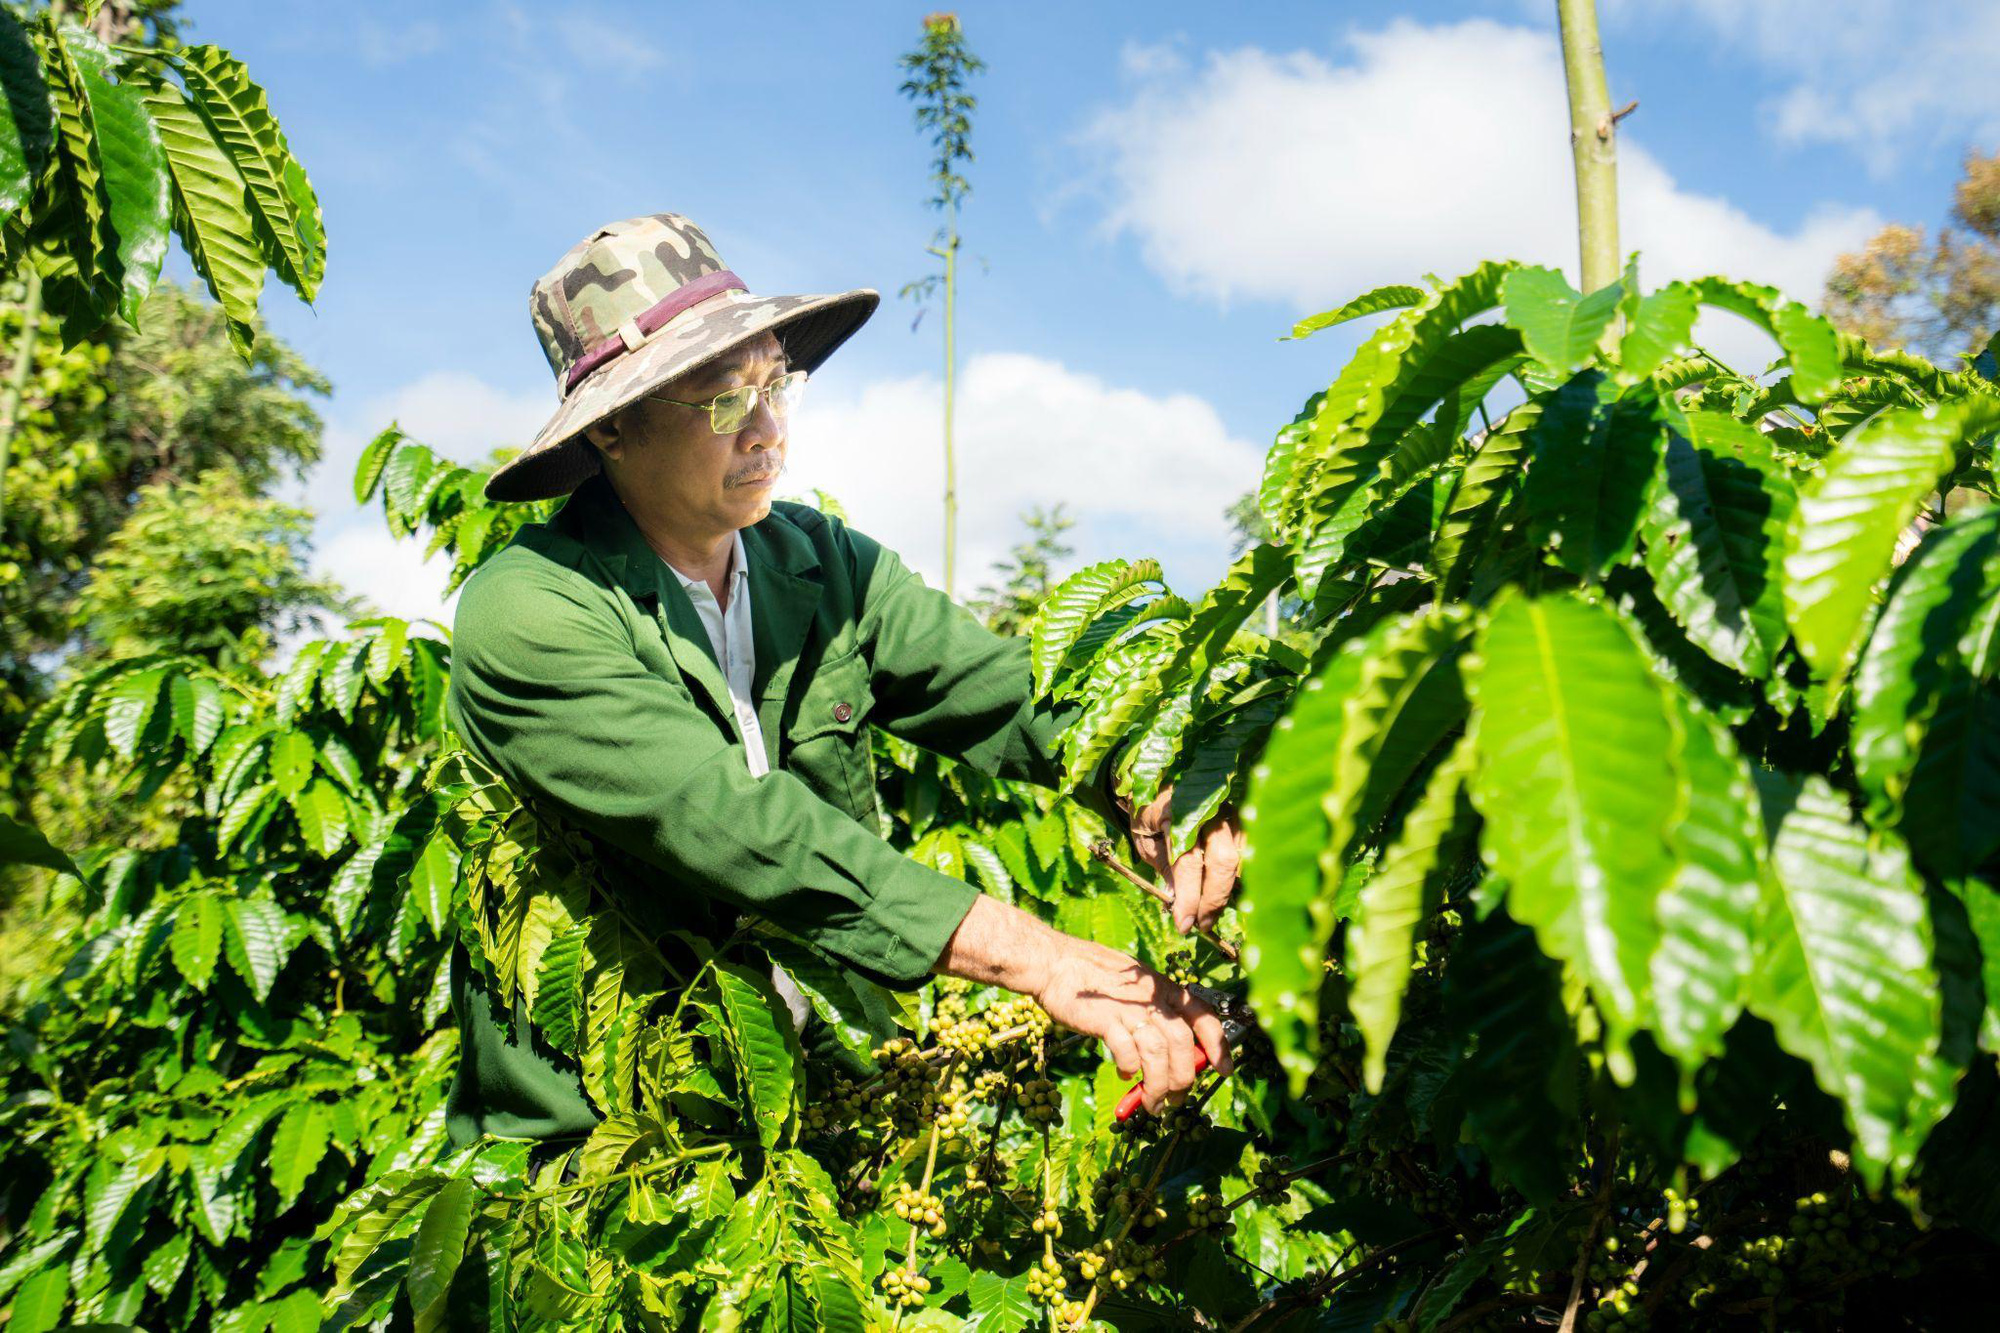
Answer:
[
  {"xmin": 0, "ymin": 268, "xmax": 47, "ymax": 549},
  {"xmin": 1555, "ymin": 0, "xmax": 1621, "ymax": 292},
  {"xmin": 942, "ymin": 201, "xmax": 959, "ymax": 599}
]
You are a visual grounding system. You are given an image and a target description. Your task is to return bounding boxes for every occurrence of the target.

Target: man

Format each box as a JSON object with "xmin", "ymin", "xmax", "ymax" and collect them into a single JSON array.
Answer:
[{"xmin": 445, "ymin": 213, "xmax": 1245, "ymax": 1145}]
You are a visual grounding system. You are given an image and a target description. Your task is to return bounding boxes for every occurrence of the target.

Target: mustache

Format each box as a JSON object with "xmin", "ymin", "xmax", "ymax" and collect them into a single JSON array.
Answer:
[{"xmin": 730, "ymin": 458, "xmax": 785, "ymax": 486}]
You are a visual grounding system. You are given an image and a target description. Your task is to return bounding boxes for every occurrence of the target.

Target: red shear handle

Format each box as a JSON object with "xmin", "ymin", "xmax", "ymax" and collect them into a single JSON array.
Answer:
[{"xmin": 1113, "ymin": 1047, "xmax": 1212, "ymax": 1121}]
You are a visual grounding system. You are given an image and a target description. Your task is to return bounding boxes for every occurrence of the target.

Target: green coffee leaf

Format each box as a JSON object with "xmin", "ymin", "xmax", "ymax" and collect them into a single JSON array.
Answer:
[
  {"xmin": 1286, "ymin": 283, "xmax": 1426, "ymax": 340},
  {"xmin": 267, "ymin": 1101, "xmax": 330, "ymax": 1208},
  {"xmin": 222, "ymin": 895, "xmax": 290, "ymax": 1000},
  {"xmin": 1030, "ymin": 558, "xmax": 1165, "ymax": 694},
  {"xmin": 1348, "ymin": 737, "xmax": 1477, "ymax": 1092},
  {"xmin": 60, "ymin": 25, "xmax": 169, "ymax": 327},
  {"xmin": 1502, "ymin": 265, "xmax": 1622, "ymax": 371},
  {"xmin": 1239, "ymin": 625, "xmax": 1377, "ymax": 1093},
  {"xmin": 1470, "ymin": 590, "xmax": 1681, "ymax": 1077},
  {"xmin": 712, "ymin": 960, "xmax": 803, "ymax": 1150},
  {"xmin": 169, "ymin": 892, "xmax": 223, "ymax": 990},
  {"xmin": 1523, "ymin": 371, "xmax": 1667, "ymax": 581},
  {"xmin": 1618, "ymin": 282, "xmax": 1698, "ymax": 380},
  {"xmin": 408, "ymin": 829, "xmax": 460, "ymax": 936},
  {"xmin": 1784, "ymin": 399, "xmax": 2000, "ymax": 678},
  {"xmin": 1640, "ymin": 410, "xmax": 1795, "ymax": 679},
  {"xmin": 1851, "ymin": 508, "xmax": 2000, "ymax": 828},
  {"xmin": 1649, "ymin": 693, "xmax": 1765, "ymax": 1077},
  {"xmin": 0, "ymin": 9, "xmax": 54, "ymax": 212},
  {"xmin": 136, "ymin": 74, "xmax": 266, "ymax": 352},
  {"xmin": 174, "ymin": 45, "xmax": 322, "ymax": 303},
  {"xmin": 1751, "ymin": 777, "xmax": 1948, "ymax": 1186},
  {"xmin": 405, "ymin": 1177, "xmax": 476, "ymax": 1330},
  {"xmin": 529, "ymin": 918, "xmax": 589, "ymax": 1056},
  {"xmin": 0, "ymin": 812, "xmax": 80, "ymax": 879}
]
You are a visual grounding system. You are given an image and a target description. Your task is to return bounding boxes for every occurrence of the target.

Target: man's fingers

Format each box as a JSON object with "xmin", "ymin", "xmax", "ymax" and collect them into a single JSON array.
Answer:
[
  {"xmin": 1186, "ymin": 1002, "xmax": 1231, "ymax": 1077},
  {"xmin": 1103, "ymin": 1023, "xmax": 1142, "ymax": 1081},
  {"xmin": 1160, "ymin": 1014, "xmax": 1198, "ymax": 1105},
  {"xmin": 1195, "ymin": 828, "xmax": 1238, "ymax": 931},
  {"xmin": 1130, "ymin": 788, "xmax": 1176, "ymax": 876},
  {"xmin": 1171, "ymin": 848, "xmax": 1204, "ymax": 932},
  {"xmin": 1134, "ymin": 1023, "xmax": 1173, "ymax": 1114}
]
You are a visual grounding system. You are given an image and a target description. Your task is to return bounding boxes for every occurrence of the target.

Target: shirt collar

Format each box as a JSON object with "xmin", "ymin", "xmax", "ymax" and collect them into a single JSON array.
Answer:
[
  {"xmin": 542, "ymin": 471, "xmax": 816, "ymax": 607},
  {"xmin": 663, "ymin": 526, "xmax": 749, "ymax": 591}
]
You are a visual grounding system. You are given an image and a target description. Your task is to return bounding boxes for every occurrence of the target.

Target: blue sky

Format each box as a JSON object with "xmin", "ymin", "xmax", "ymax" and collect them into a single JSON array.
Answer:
[{"xmin": 175, "ymin": 0, "xmax": 2000, "ymax": 629}]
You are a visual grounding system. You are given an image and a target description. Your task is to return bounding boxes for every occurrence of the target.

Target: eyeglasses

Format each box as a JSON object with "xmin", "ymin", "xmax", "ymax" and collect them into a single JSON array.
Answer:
[{"xmin": 646, "ymin": 368, "xmax": 808, "ymax": 434}]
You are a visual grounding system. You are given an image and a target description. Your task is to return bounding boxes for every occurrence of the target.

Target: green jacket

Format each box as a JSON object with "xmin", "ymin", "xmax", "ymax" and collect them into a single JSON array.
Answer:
[{"xmin": 442, "ymin": 471, "xmax": 1119, "ymax": 1143}]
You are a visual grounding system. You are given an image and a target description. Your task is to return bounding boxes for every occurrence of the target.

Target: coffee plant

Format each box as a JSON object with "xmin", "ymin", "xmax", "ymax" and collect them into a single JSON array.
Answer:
[
  {"xmin": 1029, "ymin": 260, "xmax": 2000, "ymax": 1328},
  {"xmin": 0, "ymin": 615, "xmax": 460, "ymax": 1330},
  {"xmin": 6, "ymin": 260, "xmax": 1999, "ymax": 1332}
]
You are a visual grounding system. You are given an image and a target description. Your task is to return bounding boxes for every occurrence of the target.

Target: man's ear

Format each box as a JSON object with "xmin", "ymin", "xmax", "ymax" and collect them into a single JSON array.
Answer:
[{"xmin": 583, "ymin": 414, "xmax": 622, "ymax": 460}]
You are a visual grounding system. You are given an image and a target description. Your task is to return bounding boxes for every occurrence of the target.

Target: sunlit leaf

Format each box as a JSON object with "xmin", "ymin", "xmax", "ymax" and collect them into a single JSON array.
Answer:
[
  {"xmin": 1502, "ymin": 265, "xmax": 1622, "ymax": 372},
  {"xmin": 1469, "ymin": 590, "xmax": 1680, "ymax": 1078},
  {"xmin": 1751, "ymin": 776, "xmax": 1948, "ymax": 1186},
  {"xmin": 1348, "ymin": 737, "xmax": 1477, "ymax": 1092},
  {"xmin": 1640, "ymin": 409, "xmax": 1795, "ymax": 678},
  {"xmin": 1286, "ymin": 283, "xmax": 1426, "ymax": 340},
  {"xmin": 1784, "ymin": 398, "xmax": 2000, "ymax": 678}
]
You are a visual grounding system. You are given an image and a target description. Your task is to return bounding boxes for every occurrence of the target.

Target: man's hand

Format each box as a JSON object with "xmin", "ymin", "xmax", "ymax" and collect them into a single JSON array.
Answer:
[
  {"xmin": 933, "ymin": 894, "xmax": 1230, "ymax": 1113},
  {"xmin": 1031, "ymin": 937, "xmax": 1232, "ymax": 1114},
  {"xmin": 1124, "ymin": 786, "xmax": 1245, "ymax": 935}
]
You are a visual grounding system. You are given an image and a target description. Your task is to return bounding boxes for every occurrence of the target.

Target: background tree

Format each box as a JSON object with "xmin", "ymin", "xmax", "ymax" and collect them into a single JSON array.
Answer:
[
  {"xmin": 897, "ymin": 10, "xmax": 983, "ymax": 599},
  {"xmin": 969, "ymin": 501, "xmax": 1074, "ymax": 635},
  {"xmin": 68, "ymin": 467, "xmax": 354, "ymax": 665},
  {"xmin": 0, "ymin": 277, "xmax": 329, "ymax": 823},
  {"xmin": 0, "ymin": 288, "xmax": 339, "ymax": 1003},
  {"xmin": 1825, "ymin": 146, "xmax": 2000, "ymax": 363},
  {"xmin": 0, "ymin": 0, "xmax": 325, "ymax": 545}
]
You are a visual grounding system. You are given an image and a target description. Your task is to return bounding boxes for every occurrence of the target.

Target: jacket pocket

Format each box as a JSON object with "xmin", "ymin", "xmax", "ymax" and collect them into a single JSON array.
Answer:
[{"xmin": 786, "ymin": 648, "xmax": 878, "ymax": 818}]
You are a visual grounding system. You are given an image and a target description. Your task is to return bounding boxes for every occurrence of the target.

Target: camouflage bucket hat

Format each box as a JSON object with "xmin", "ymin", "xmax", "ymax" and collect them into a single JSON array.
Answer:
[{"xmin": 485, "ymin": 212, "xmax": 880, "ymax": 503}]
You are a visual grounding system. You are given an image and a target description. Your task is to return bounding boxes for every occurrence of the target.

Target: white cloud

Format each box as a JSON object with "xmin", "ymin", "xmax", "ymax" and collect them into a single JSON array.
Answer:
[
  {"xmin": 780, "ymin": 352, "xmax": 1264, "ymax": 599},
  {"xmin": 1070, "ymin": 19, "xmax": 1880, "ymax": 324},
  {"xmin": 285, "ymin": 370, "xmax": 551, "ymax": 637},
  {"xmin": 292, "ymin": 353, "xmax": 1259, "ymax": 651},
  {"xmin": 299, "ymin": 369, "xmax": 551, "ymax": 518},
  {"xmin": 1610, "ymin": 1, "xmax": 2000, "ymax": 170},
  {"xmin": 313, "ymin": 523, "xmax": 461, "ymax": 632}
]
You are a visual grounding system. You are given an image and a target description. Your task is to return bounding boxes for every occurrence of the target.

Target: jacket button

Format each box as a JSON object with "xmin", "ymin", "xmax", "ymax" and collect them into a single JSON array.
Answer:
[{"xmin": 832, "ymin": 701, "xmax": 853, "ymax": 723}]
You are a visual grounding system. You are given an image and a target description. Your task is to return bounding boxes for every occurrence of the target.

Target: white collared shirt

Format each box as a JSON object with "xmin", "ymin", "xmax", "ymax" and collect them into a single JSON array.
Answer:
[
  {"xmin": 661, "ymin": 527, "xmax": 767, "ymax": 777},
  {"xmin": 664, "ymin": 530, "xmax": 812, "ymax": 1027}
]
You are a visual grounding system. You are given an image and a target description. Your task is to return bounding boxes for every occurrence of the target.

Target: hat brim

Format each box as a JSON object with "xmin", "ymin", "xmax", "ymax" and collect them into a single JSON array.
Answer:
[{"xmin": 484, "ymin": 287, "xmax": 880, "ymax": 503}]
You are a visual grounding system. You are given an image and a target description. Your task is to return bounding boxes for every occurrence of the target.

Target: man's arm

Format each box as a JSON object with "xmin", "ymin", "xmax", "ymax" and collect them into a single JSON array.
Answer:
[
  {"xmin": 448, "ymin": 564, "xmax": 980, "ymax": 987},
  {"xmin": 823, "ymin": 522, "xmax": 1235, "ymax": 1102},
  {"xmin": 934, "ymin": 892, "xmax": 1230, "ymax": 1114},
  {"xmin": 849, "ymin": 528, "xmax": 1125, "ymax": 826},
  {"xmin": 848, "ymin": 524, "xmax": 1244, "ymax": 932}
]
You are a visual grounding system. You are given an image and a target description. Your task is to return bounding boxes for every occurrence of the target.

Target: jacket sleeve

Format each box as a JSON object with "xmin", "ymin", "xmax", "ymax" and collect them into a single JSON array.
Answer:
[
  {"xmin": 446, "ymin": 562, "xmax": 979, "ymax": 988},
  {"xmin": 848, "ymin": 525, "xmax": 1128, "ymax": 829}
]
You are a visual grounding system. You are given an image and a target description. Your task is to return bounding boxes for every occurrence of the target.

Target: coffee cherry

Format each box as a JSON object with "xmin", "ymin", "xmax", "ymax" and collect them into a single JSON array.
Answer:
[
  {"xmin": 1014, "ymin": 1076, "xmax": 1062, "ymax": 1127},
  {"xmin": 1187, "ymin": 1192, "xmax": 1235, "ymax": 1235},
  {"xmin": 878, "ymin": 1266, "xmax": 930, "ymax": 1308}
]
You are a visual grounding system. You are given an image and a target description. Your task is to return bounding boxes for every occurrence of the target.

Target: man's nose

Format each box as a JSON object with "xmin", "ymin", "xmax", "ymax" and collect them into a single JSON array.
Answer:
[{"xmin": 740, "ymin": 397, "xmax": 784, "ymax": 448}]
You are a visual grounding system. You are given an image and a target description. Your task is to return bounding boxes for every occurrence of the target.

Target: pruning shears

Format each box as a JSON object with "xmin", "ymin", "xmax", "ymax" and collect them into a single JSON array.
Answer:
[{"xmin": 1112, "ymin": 984, "xmax": 1257, "ymax": 1122}]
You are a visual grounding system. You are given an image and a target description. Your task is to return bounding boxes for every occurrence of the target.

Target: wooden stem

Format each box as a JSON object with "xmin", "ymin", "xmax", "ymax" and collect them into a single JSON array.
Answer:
[
  {"xmin": 1555, "ymin": 0, "xmax": 1621, "ymax": 292},
  {"xmin": 0, "ymin": 267, "xmax": 45, "ymax": 551}
]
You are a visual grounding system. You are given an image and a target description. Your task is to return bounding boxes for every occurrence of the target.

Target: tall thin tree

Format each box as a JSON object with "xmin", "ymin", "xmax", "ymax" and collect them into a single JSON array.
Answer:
[
  {"xmin": 1555, "ymin": 0, "xmax": 1627, "ymax": 293},
  {"xmin": 897, "ymin": 11, "xmax": 983, "ymax": 598}
]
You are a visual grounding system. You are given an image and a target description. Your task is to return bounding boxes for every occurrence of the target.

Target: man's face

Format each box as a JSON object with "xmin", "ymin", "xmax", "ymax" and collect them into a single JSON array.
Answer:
[{"xmin": 587, "ymin": 331, "xmax": 790, "ymax": 533}]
